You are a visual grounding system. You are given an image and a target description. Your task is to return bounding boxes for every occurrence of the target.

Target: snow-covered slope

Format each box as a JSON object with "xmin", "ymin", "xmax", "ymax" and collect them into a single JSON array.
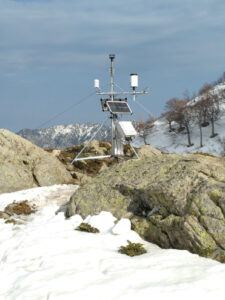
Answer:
[
  {"xmin": 17, "ymin": 123, "xmax": 110, "ymax": 149},
  {"xmin": 1, "ymin": 185, "xmax": 225, "ymax": 299},
  {"xmin": 134, "ymin": 83, "xmax": 225, "ymax": 156}
]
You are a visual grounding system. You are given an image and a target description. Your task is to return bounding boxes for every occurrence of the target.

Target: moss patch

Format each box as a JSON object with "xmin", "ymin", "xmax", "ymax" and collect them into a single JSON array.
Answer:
[
  {"xmin": 119, "ymin": 240, "xmax": 147, "ymax": 257},
  {"xmin": 76, "ymin": 222, "xmax": 99, "ymax": 233}
]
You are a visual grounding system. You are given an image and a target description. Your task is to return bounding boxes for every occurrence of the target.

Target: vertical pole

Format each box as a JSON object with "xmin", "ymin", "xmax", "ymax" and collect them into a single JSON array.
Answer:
[
  {"xmin": 109, "ymin": 54, "xmax": 115, "ymax": 101},
  {"xmin": 109, "ymin": 54, "xmax": 116, "ymax": 156}
]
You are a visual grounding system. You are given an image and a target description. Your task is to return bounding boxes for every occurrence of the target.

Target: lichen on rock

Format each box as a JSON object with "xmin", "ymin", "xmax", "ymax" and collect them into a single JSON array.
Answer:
[
  {"xmin": 66, "ymin": 146, "xmax": 225, "ymax": 263},
  {"xmin": 0, "ymin": 129, "xmax": 75, "ymax": 193}
]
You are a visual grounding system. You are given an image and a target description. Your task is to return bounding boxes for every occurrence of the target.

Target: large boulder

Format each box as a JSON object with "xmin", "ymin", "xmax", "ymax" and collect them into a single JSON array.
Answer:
[
  {"xmin": 0, "ymin": 129, "xmax": 74, "ymax": 193},
  {"xmin": 66, "ymin": 148, "xmax": 225, "ymax": 263}
]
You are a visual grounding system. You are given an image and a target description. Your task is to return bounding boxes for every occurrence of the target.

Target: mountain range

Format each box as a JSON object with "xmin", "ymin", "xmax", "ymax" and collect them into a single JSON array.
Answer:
[
  {"xmin": 17, "ymin": 123, "xmax": 110, "ymax": 149},
  {"xmin": 17, "ymin": 82, "xmax": 225, "ymax": 155}
]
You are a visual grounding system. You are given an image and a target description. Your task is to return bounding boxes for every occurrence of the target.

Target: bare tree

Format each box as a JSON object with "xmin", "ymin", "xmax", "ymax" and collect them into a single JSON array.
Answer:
[
  {"xmin": 164, "ymin": 97, "xmax": 182, "ymax": 112},
  {"xmin": 205, "ymin": 93, "xmax": 221, "ymax": 138},
  {"xmin": 163, "ymin": 111, "xmax": 175, "ymax": 131},
  {"xmin": 164, "ymin": 94, "xmax": 196, "ymax": 147},
  {"xmin": 136, "ymin": 115, "xmax": 156, "ymax": 145},
  {"xmin": 173, "ymin": 95, "xmax": 194, "ymax": 147},
  {"xmin": 193, "ymin": 99, "xmax": 206, "ymax": 147},
  {"xmin": 219, "ymin": 88, "xmax": 225, "ymax": 104},
  {"xmin": 199, "ymin": 83, "xmax": 213, "ymax": 96},
  {"xmin": 164, "ymin": 97, "xmax": 185, "ymax": 131},
  {"xmin": 181, "ymin": 106, "xmax": 194, "ymax": 147}
]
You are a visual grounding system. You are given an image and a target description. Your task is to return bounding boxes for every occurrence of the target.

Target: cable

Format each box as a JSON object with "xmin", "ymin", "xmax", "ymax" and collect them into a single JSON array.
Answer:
[
  {"xmin": 114, "ymin": 82, "xmax": 126, "ymax": 93},
  {"xmin": 36, "ymin": 83, "xmax": 108, "ymax": 129},
  {"xmin": 37, "ymin": 91, "xmax": 96, "ymax": 129},
  {"xmin": 134, "ymin": 98, "xmax": 155, "ymax": 117},
  {"xmin": 70, "ymin": 116, "xmax": 109, "ymax": 164}
]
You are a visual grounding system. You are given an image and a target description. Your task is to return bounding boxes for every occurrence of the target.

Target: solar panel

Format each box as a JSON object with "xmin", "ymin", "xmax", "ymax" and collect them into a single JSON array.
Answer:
[{"xmin": 106, "ymin": 101, "xmax": 132, "ymax": 114}]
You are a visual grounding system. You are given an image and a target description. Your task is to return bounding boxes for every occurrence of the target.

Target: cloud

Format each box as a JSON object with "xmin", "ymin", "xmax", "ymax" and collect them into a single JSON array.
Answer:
[
  {"xmin": 0, "ymin": 0, "xmax": 224, "ymax": 74},
  {"xmin": 1, "ymin": 0, "xmax": 225, "ymax": 132}
]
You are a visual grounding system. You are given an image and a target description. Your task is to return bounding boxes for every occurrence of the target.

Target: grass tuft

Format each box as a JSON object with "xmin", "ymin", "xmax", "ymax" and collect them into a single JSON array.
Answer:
[
  {"xmin": 76, "ymin": 222, "xmax": 99, "ymax": 233},
  {"xmin": 119, "ymin": 240, "xmax": 147, "ymax": 257}
]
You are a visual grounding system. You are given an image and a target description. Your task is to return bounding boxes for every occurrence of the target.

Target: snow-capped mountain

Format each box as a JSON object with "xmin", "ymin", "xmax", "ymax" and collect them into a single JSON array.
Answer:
[
  {"xmin": 17, "ymin": 123, "xmax": 110, "ymax": 149},
  {"xmin": 133, "ymin": 82, "xmax": 225, "ymax": 156}
]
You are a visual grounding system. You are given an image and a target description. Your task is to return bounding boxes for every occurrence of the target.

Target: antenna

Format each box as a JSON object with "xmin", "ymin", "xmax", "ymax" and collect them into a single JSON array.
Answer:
[{"xmin": 71, "ymin": 54, "xmax": 148, "ymax": 163}]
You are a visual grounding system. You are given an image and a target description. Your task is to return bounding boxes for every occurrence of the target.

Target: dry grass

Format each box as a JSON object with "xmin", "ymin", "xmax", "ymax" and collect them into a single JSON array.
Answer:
[{"xmin": 4, "ymin": 200, "xmax": 36, "ymax": 216}]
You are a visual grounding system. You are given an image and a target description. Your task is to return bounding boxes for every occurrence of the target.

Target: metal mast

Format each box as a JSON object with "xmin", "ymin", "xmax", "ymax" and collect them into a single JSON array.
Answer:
[
  {"xmin": 109, "ymin": 54, "xmax": 115, "ymax": 101},
  {"xmin": 109, "ymin": 54, "xmax": 120, "ymax": 156},
  {"xmin": 71, "ymin": 54, "xmax": 148, "ymax": 164},
  {"xmin": 96, "ymin": 54, "xmax": 148, "ymax": 157}
]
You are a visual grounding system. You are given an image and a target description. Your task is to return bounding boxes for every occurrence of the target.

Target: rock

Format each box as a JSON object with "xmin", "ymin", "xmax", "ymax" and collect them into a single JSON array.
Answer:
[
  {"xmin": 66, "ymin": 148, "xmax": 225, "ymax": 263},
  {"xmin": 85, "ymin": 140, "xmax": 110, "ymax": 156},
  {"xmin": 71, "ymin": 172, "xmax": 92, "ymax": 185},
  {"xmin": 47, "ymin": 142, "xmax": 115, "ymax": 181},
  {"xmin": 98, "ymin": 162, "xmax": 108, "ymax": 173},
  {"xmin": 51, "ymin": 149, "xmax": 61, "ymax": 158},
  {"xmin": 138, "ymin": 145, "xmax": 162, "ymax": 158},
  {"xmin": 0, "ymin": 129, "xmax": 74, "ymax": 194}
]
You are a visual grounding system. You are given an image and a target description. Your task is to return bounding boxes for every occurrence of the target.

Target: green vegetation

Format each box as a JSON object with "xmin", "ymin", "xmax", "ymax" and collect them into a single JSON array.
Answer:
[
  {"xmin": 76, "ymin": 222, "xmax": 99, "ymax": 233},
  {"xmin": 119, "ymin": 240, "xmax": 147, "ymax": 257}
]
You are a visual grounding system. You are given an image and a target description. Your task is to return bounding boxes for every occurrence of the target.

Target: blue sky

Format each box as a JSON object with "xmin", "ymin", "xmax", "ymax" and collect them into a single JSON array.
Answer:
[{"xmin": 1, "ymin": 0, "xmax": 225, "ymax": 132}]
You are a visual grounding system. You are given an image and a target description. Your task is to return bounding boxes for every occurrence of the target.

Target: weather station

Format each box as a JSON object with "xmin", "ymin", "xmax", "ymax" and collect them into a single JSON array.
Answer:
[{"xmin": 71, "ymin": 54, "xmax": 148, "ymax": 163}]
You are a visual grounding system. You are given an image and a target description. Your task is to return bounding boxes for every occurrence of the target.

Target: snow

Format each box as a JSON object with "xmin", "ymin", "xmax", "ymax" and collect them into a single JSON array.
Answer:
[
  {"xmin": 17, "ymin": 123, "xmax": 110, "ymax": 149},
  {"xmin": 133, "ymin": 83, "xmax": 225, "ymax": 156},
  {"xmin": 133, "ymin": 107, "xmax": 225, "ymax": 156},
  {"xmin": 0, "ymin": 185, "xmax": 225, "ymax": 299},
  {"xmin": 112, "ymin": 218, "xmax": 131, "ymax": 235},
  {"xmin": 0, "ymin": 185, "xmax": 79, "ymax": 211}
]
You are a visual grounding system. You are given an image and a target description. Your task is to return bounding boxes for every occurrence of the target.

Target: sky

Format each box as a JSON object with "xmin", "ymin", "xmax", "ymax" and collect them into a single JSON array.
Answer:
[{"xmin": 1, "ymin": 0, "xmax": 225, "ymax": 132}]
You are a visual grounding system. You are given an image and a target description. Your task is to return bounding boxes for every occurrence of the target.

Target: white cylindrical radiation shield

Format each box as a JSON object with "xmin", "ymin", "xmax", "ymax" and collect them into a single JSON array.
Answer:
[
  {"xmin": 94, "ymin": 79, "xmax": 100, "ymax": 88},
  {"xmin": 130, "ymin": 74, "xmax": 138, "ymax": 88}
]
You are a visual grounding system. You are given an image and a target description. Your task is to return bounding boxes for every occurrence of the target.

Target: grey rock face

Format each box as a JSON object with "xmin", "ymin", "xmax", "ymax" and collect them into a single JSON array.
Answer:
[
  {"xmin": 0, "ymin": 129, "xmax": 74, "ymax": 194},
  {"xmin": 66, "ymin": 146, "xmax": 225, "ymax": 262}
]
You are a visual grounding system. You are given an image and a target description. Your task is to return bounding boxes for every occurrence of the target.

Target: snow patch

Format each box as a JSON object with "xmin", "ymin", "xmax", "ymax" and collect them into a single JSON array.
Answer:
[
  {"xmin": 1, "ymin": 185, "xmax": 225, "ymax": 299},
  {"xmin": 112, "ymin": 218, "xmax": 131, "ymax": 235}
]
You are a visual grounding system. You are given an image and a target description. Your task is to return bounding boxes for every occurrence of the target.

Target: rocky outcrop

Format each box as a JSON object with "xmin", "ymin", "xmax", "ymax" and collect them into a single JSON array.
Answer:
[
  {"xmin": 0, "ymin": 129, "xmax": 74, "ymax": 194},
  {"xmin": 46, "ymin": 140, "xmax": 134, "ymax": 185},
  {"xmin": 66, "ymin": 146, "xmax": 225, "ymax": 262}
]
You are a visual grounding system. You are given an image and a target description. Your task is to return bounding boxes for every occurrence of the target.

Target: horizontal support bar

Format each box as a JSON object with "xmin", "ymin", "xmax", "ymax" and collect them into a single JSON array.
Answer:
[
  {"xmin": 72, "ymin": 155, "xmax": 111, "ymax": 162},
  {"xmin": 97, "ymin": 91, "xmax": 148, "ymax": 96}
]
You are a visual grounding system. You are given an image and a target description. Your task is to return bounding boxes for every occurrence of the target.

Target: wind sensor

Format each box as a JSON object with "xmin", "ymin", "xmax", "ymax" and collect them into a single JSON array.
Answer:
[{"xmin": 71, "ymin": 54, "xmax": 148, "ymax": 163}]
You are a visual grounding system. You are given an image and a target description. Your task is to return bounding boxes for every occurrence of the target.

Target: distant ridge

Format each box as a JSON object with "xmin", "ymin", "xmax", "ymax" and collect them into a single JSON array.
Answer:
[{"xmin": 17, "ymin": 123, "xmax": 110, "ymax": 149}]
